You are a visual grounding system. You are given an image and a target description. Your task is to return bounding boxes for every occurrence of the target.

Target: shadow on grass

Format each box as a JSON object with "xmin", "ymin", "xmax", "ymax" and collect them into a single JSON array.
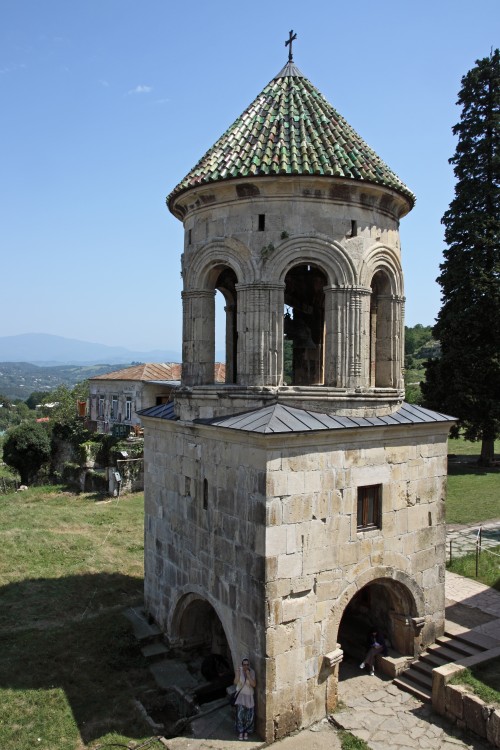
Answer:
[
  {"xmin": 0, "ymin": 572, "xmax": 155, "ymax": 744},
  {"xmin": 448, "ymin": 456, "xmax": 500, "ymax": 476}
]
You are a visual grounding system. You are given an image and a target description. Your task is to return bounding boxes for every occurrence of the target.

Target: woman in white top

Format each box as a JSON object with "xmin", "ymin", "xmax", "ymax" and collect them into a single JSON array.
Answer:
[{"xmin": 234, "ymin": 657, "xmax": 256, "ymax": 740}]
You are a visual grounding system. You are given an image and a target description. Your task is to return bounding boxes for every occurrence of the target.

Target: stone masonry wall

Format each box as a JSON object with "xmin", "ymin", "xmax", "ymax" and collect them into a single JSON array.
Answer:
[
  {"xmin": 263, "ymin": 424, "xmax": 449, "ymax": 740},
  {"xmin": 143, "ymin": 417, "xmax": 268, "ymax": 681}
]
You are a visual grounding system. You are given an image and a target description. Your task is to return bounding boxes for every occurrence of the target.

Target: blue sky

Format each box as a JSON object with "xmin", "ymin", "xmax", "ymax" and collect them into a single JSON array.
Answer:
[{"xmin": 1, "ymin": 0, "xmax": 498, "ymax": 354}]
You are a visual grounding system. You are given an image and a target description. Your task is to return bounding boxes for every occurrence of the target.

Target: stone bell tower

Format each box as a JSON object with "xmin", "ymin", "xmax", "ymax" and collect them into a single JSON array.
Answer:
[{"xmin": 141, "ymin": 39, "xmax": 454, "ymax": 742}]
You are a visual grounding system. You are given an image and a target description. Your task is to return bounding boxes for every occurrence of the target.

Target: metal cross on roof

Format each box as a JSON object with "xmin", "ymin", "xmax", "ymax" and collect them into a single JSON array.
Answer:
[{"xmin": 285, "ymin": 29, "xmax": 297, "ymax": 62}]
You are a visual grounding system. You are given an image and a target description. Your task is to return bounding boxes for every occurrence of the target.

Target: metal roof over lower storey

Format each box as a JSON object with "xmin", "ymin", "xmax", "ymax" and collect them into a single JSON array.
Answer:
[{"xmin": 139, "ymin": 401, "xmax": 455, "ymax": 434}]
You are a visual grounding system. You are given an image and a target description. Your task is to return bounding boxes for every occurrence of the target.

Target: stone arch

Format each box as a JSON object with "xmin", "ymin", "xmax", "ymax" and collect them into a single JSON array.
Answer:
[
  {"xmin": 358, "ymin": 245, "xmax": 405, "ymax": 389},
  {"xmin": 358, "ymin": 244, "xmax": 403, "ymax": 297},
  {"xmin": 328, "ymin": 567, "xmax": 425, "ymax": 658},
  {"xmin": 169, "ymin": 589, "xmax": 236, "ymax": 668},
  {"xmin": 182, "ymin": 241, "xmax": 253, "ymax": 385},
  {"xmin": 264, "ymin": 235, "xmax": 356, "ymax": 287},
  {"xmin": 184, "ymin": 238, "xmax": 255, "ymax": 291}
]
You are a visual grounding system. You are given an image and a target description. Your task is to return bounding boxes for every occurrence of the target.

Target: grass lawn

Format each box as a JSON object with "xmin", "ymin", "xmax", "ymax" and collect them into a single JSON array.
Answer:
[
  {"xmin": 446, "ymin": 437, "xmax": 500, "ymax": 525},
  {"xmin": 0, "ymin": 486, "xmax": 157, "ymax": 750},
  {"xmin": 450, "ymin": 657, "xmax": 500, "ymax": 708},
  {"xmin": 447, "ymin": 544, "xmax": 500, "ymax": 592}
]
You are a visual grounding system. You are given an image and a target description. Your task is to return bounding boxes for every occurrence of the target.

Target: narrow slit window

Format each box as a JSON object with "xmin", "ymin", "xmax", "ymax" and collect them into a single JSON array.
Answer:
[
  {"xmin": 203, "ymin": 478, "xmax": 208, "ymax": 509},
  {"xmin": 188, "ymin": 228, "xmax": 192, "ymax": 245},
  {"xmin": 258, "ymin": 214, "xmax": 265, "ymax": 231},
  {"xmin": 351, "ymin": 220, "xmax": 357, "ymax": 237}
]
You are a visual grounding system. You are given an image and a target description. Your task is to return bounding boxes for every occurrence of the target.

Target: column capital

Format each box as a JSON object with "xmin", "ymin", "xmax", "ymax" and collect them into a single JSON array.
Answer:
[
  {"xmin": 235, "ymin": 282, "xmax": 286, "ymax": 292},
  {"xmin": 182, "ymin": 289, "xmax": 216, "ymax": 300}
]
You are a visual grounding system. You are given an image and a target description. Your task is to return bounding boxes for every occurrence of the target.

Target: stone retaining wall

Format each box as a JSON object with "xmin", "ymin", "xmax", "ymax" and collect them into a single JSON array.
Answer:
[{"xmin": 432, "ymin": 647, "xmax": 500, "ymax": 747}]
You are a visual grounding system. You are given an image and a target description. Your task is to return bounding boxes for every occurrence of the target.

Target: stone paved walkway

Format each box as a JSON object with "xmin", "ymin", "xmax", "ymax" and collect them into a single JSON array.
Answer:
[
  {"xmin": 446, "ymin": 519, "xmax": 500, "ymax": 560},
  {"xmin": 333, "ymin": 667, "xmax": 490, "ymax": 750}
]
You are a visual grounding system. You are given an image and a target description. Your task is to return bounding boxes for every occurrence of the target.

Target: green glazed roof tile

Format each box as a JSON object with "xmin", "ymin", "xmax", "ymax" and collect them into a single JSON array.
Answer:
[{"xmin": 167, "ymin": 62, "xmax": 415, "ymax": 208}]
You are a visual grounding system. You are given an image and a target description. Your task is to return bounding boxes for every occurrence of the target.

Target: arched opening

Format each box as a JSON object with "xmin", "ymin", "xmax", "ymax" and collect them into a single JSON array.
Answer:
[
  {"xmin": 283, "ymin": 264, "xmax": 326, "ymax": 385},
  {"xmin": 172, "ymin": 594, "xmax": 234, "ymax": 703},
  {"xmin": 214, "ymin": 267, "xmax": 238, "ymax": 384},
  {"xmin": 370, "ymin": 271, "xmax": 393, "ymax": 387},
  {"xmin": 337, "ymin": 578, "xmax": 418, "ymax": 674}
]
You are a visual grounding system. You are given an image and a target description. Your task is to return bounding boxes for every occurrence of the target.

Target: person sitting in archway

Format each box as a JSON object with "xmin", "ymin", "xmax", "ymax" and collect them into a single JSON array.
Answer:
[{"xmin": 360, "ymin": 628, "xmax": 387, "ymax": 676}]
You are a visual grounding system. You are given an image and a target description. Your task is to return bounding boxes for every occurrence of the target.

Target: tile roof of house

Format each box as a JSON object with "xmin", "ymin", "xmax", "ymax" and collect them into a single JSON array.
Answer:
[
  {"xmin": 167, "ymin": 61, "xmax": 415, "ymax": 211},
  {"xmin": 91, "ymin": 363, "xmax": 183, "ymax": 382},
  {"xmin": 91, "ymin": 363, "xmax": 226, "ymax": 383},
  {"xmin": 139, "ymin": 401, "xmax": 455, "ymax": 434}
]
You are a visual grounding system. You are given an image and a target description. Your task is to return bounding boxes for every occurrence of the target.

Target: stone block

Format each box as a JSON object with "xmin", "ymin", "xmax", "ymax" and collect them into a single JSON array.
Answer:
[
  {"xmin": 286, "ymin": 471, "xmax": 306, "ymax": 494},
  {"xmin": 274, "ymin": 647, "xmax": 307, "ymax": 689},
  {"xmin": 282, "ymin": 592, "xmax": 314, "ymax": 622},
  {"xmin": 289, "ymin": 575, "xmax": 314, "ymax": 594},
  {"xmin": 266, "ymin": 497, "xmax": 283, "ymax": 526},
  {"xmin": 267, "ymin": 472, "xmax": 288, "ymax": 496},
  {"xmin": 266, "ymin": 525, "xmax": 288, "ymax": 556},
  {"xmin": 487, "ymin": 708, "xmax": 500, "ymax": 748},
  {"xmin": 282, "ymin": 495, "xmax": 312, "ymax": 524},
  {"xmin": 266, "ymin": 622, "xmax": 301, "ymax": 656},
  {"xmin": 445, "ymin": 683, "xmax": 468, "ymax": 720},
  {"xmin": 303, "ymin": 544, "xmax": 336, "ymax": 574},
  {"xmin": 277, "ymin": 552, "xmax": 303, "ymax": 579},
  {"xmin": 463, "ymin": 692, "xmax": 488, "ymax": 738}
]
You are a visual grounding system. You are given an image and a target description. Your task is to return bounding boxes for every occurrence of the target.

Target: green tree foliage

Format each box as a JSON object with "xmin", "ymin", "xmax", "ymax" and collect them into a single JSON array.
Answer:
[
  {"xmin": 404, "ymin": 324, "xmax": 433, "ymax": 355},
  {"xmin": 423, "ymin": 50, "xmax": 500, "ymax": 465},
  {"xmin": 25, "ymin": 390, "xmax": 50, "ymax": 410},
  {"xmin": 0, "ymin": 397, "xmax": 34, "ymax": 432},
  {"xmin": 3, "ymin": 421, "xmax": 51, "ymax": 484}
]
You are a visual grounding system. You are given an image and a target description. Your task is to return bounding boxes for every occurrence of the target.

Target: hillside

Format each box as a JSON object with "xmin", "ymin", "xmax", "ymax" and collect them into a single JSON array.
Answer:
[
  {"xmin": 0, "ymin": 362, "xmax": 138, "ymax": 401},
  {"xmin": 0, "ymin": 333, "xmax": 180, "ymax": 366}
]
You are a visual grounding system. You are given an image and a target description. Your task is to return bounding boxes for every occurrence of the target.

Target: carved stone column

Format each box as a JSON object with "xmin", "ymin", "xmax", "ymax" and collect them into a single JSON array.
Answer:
[
  {"xmin": 236, "ymin": 283, "xmax": 285, "ymax": 386},
  {"xmin": 349, "ymin": 287, "xmax": 372, "ymax": 389},
  {"xmin": 181, "ymin": 290, "xmax": 215, "ymax": 386}
]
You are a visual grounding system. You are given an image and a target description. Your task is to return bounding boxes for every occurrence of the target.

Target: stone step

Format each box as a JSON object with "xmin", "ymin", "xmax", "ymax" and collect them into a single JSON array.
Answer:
[
  {"xmin": 141, "ymin": 641, "xmax": 170, "ymax": 661},
  {"xmin": 444, "ymin": 623, "xmax": 499, "ymax": 650},
  {"xmin": 400, "ymin": 665, "xmax": 432, "ymax": 691},
  {"xmin": 410, "ymin": 660, "xmax": 435, "ymax": 679},
  {"xmin": 393, "ymin": 673, "xmax": 432, "ymax": 702},
  {"xmin": 422, "ymin": 643, "xmax": 469, "ymax": 665},
  {"xmin": 435, "ymin": 634, "xmax": 483, "ymax": 657}
]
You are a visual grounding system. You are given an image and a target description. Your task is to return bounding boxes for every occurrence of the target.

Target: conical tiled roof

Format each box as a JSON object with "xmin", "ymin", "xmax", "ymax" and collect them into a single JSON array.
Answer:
[{"xmin": 167, "ymin": 61, "xmax": 415, "ymax": 210}]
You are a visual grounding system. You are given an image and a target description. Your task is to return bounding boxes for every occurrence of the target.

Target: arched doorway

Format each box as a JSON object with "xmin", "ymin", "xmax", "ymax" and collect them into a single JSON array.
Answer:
[
  {"xmin": 283, "ymin": 264, "xmax": 327, "ymax": 385},
  {"xmin": 171, "ymin": 594, "xmax": 234, "ymax": 702},
  {"xmin": 337, "ymin": 578, "xmax": 418, "ymax": 670}
]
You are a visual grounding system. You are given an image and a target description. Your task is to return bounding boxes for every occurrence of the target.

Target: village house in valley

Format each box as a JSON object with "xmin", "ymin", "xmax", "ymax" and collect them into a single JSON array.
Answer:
[
  {"xmin": 89, "ymin": 363, "xmax": 194, "ymax": 436},
  {"xmin": 140, "ymin": 43, "xmax": 455, "ymax": 742}
]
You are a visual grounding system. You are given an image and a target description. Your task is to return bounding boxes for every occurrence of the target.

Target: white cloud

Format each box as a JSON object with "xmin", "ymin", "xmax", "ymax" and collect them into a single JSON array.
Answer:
[
  {"xmin": 99, "ymin": 79, "xmax": 109, "ymax": 87},
  {"xmin": 128, "ymin": 84, "xmax": 152, "ymax": 95}
]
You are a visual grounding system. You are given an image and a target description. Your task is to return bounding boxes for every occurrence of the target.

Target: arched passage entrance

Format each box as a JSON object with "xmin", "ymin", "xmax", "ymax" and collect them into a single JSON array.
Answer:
[
  {"xmin": 172, "ymin": 593, "xmax": 232, "ymax": 662},
  {"xmin": 337, "ymin": 578, "xmax": 419, "ymax": 669},
  {"xmin": 170, "ymin": 593, "xmax": 234, "ymax": 702}
]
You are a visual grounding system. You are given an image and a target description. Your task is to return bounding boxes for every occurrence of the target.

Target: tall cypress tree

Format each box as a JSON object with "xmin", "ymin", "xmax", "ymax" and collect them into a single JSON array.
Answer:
[{"xmin": 423, "ymin": 49, "xmax": 499, "ymax": 465}]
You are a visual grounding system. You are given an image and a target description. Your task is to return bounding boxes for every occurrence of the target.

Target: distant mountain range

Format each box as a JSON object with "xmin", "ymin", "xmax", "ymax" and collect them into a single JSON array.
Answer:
[{"xmin": 0, "ymin": 333, "xmax": 181, "ymax": 366}]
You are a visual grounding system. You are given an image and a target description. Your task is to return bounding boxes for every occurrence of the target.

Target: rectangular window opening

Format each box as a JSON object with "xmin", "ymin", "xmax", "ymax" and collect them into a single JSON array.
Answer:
[
  {"xmin": 357, "ymin": 484, "xmax": 381, "ymax": 530},
  {"xmin": 351, "ymin": 220, "xmax": 357, "ymax": 237},
  {"xmin": 188, "ymin": 228, "xmax": 192, "ymax": 245},
  {"xmin": 258, "ymin": 214, "xmax": 265, "ymax": 231},
  {"xmin": 125, "ymin": 397, "xmax": 132, "ymax": 422}
]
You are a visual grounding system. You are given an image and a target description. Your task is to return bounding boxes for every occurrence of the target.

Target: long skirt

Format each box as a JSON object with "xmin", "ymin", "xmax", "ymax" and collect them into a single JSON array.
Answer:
[{"xmin": 235, "ymin": 703, "xmax": 255, "ymax": 734}]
